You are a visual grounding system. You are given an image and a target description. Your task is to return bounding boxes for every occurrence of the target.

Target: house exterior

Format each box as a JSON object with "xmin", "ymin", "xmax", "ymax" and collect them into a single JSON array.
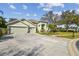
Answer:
[
  {"xmin": 7, "ymin": 20, "xmax": 36, "ymax": 34},
  {"xmin": 57, "ymin": 24, "xmax": 66, "ymax": 29},
  {"xmin": 7, "ymin": 20, "xmax": 48, "ymax": 34},
  {"xmin": 36, "ymin": 21, "xmax": 48, "ymax": 32},
  {"xmin": 57, "ymin": 24, "xmax": 79, "ymax": 31}
]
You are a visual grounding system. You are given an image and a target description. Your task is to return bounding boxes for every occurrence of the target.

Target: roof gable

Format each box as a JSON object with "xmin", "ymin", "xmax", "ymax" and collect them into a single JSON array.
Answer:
[
  {"xmin": 9, "ymin": 21, "xmax": 28, "ymax": 27},
  {"xmin": 8, "ymin": 20, "xmax": 36, "ymax": 27}
]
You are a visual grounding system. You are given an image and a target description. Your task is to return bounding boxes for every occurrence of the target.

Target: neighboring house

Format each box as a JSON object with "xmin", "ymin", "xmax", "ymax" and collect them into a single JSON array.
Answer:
[
  {"xmin": 57, "ymin": 24, "xmax": 79, "ymax": 31},
  {"xmin": 7, "ymin": 20, "xmax": 36, "ymax": 34},
  {"xmin": 57, "ymin": 24, "xmax": 66, "ymax": 29},
  {"xmin": 68, "ymin": 24, "xmax": 78, "ymax": 31}
]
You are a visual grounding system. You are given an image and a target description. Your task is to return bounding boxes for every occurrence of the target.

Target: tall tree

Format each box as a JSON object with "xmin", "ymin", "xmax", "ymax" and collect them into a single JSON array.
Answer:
[
  {"xmin": 41, "ymin": 11, "xmax": 55, "ymax": 24},
  {"xmin": 61, "ymin": 10, "xmax": 79, "ymax": 37},
  {"xmin": 0, "ymin": 16, "xmax": 7, "ymax": 28}
]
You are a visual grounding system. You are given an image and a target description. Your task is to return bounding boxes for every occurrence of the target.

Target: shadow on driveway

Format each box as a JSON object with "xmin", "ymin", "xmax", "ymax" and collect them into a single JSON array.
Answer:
[{"xmin": 0, "ymin": 34, "xmax": 14, "ymax": 42}]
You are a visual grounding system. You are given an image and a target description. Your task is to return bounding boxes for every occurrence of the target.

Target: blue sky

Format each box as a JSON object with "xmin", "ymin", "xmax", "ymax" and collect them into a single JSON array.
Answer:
[{"xmin": 0, "ymin": 3, "xmax": 79, "ymax": 21}]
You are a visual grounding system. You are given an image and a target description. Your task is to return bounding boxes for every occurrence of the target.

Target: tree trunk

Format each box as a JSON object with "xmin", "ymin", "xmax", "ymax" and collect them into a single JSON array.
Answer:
[{"xmin": 72, "ymin": 31, "xmax": 75, "ymax": 37}]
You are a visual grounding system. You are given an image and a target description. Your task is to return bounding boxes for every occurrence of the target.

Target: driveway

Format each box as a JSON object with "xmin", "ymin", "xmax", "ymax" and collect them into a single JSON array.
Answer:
[{"xmin": 0, "ymin": 33, "xmax": 70, "ymax": 56}]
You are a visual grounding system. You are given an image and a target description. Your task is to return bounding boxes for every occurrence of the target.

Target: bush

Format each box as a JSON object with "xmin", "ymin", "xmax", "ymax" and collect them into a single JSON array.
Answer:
[
  {"xmin": 48, "ymin": 24, "xmax": 57, "ymax": 32},
  {"xmin": 0, "ymin": 28, "xmax": 7, "ymax": 37},
  {"xmin": 57, "ymin": 28, "xmax": 66, "ymax": 32},
  {"xmin": 0, "ymin": 29, "xmax": 2, "ymax": 36}
]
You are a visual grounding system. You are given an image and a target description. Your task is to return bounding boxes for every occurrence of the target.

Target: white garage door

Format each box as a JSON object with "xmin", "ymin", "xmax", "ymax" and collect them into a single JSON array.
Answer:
[
  {"xmin": 30, "ymin": 27, "xmax": 36, "ymax": 33},
  {"xmin": 11, "ymin": 26, "xmax": 28, "ymax": 34}
]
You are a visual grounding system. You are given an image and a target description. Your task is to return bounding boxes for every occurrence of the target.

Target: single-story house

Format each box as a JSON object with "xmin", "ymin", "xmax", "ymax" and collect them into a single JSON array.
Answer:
[
  {"xmin": 7, "ymin": 20, "xmax": 36, "ymax": 34},
  {"xmin": 57, "ymin": 24, "xmax": 66, "ymax": 29},
  {"xmin": 7, "ymin": 20, "xmax": 48, "ymax": 34},
  {"xmin": 57, "ymin": 24, "xmax": 79, "ymax": 31}
]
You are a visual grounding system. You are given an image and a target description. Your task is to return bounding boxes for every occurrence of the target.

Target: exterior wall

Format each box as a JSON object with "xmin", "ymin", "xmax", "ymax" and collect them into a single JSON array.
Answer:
[
  {"xmin": 37, "ymin": 22, "xmax": 48, "ymax": 32},
  {"xmin": 22, "ymin": 21, "xmax": 36, "ymax": 27},
  {"xmin": 30, "ymin": 27, "xmax": 36, "ymax": 33},
  {"xmin": 9, "ymin": 22, "xmax": 28, "ymax": 27},
  {"xmin": 8, "ymin": 21, "xmax": 36, "ymax": 34},
  {"xmin": 57, "ymin": 24, "xmax": 66, "ymax": 28}
]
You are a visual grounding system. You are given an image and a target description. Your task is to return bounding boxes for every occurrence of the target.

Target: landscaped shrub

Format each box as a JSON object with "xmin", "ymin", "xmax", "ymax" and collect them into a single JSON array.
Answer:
[
  {"xmin": 67, "ymin": 30, "xmax": 74, "ymax": 32},
  {"xmin": 0, "ymin": 29, "xmax": 2, "ymax": 36},
  {"xmin": 60, "ymin": 28, "xmax": 66, "ymax": 32},
  {"xmin": 48, "ymin": 24, "xmax": 57, "ymax": 32},
  {"xmin": 0, "ymin": 28, "xmax": 7, "ymax": 37}
]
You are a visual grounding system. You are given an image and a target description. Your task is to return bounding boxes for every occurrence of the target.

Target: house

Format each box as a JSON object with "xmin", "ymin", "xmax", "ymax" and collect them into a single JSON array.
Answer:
[
  {"xmin": 7, "ymin": 20, "xmax": 36, "ymax": 34},
  {"xmin": 57, "ymin": 24, "xmax": 66, "ymax": 29},
  {"xmin": 7, "ymin": 20, "xmax": 48, "ymax": 34},
  {"xmin": 57, "ymin": 24, "xmax": 79, "ymax": 31}
]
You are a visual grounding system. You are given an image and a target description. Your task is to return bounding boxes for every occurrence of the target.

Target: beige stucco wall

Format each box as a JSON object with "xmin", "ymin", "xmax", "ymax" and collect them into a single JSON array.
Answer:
[
  {"xmin": 8, "ymin": 20, "xmax": 36, "ymax": 34},
  {"xmin": 37, "ymin": 22, "xmax": 48, "ymax": 32},
  {"xmin": 22, "ymin": 21, "xmax": 36, "ymax": 27},
  {"xmin": 9, "ymin": 22, "xmax": 28, "ymax": 27},
  {"xmin": 30, "ymin": 27, "xmax": 36, "ymax": 33}
]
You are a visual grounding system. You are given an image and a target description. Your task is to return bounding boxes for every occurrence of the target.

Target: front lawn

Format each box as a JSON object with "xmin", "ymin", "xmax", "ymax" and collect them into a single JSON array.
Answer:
[
  {"xmin": 38, "ymin": 32, "xmax": 56, "ymax": 36},
  {"xmin": 56, "ymin": 32, "xmax": 79, "ymax": 39},
  {"xmin": 38, "ymin": 32, "xmax": 79, "ymax": 39}
]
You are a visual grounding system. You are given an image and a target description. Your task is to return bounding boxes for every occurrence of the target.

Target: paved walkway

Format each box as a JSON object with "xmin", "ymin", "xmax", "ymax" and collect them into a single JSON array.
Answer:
[{"xmin": 0, "ymin": 33, "xmax": 70, "ymax": 56}]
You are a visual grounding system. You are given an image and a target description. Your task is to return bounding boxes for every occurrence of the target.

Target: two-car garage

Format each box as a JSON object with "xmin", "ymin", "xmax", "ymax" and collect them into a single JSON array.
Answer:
[
  {"xmin": 10, "ymin": 26, "xmax": 28, "ymax": 34},
  {"xmin": 8, "ymin": 20, "xmax": 36, "ymax": 34}
]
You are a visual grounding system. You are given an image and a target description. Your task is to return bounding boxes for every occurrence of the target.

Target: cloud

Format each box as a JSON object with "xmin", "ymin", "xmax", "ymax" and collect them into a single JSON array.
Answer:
[
  {"xmin": 53, "ymin": 11, "xmax": 62, "ymax": 15},
  {"xmin": 38, "ymin": 3, "xmax": 64, "ymax": 11},
  {"xmin": 22, "ymin": 4, "xmax": 27, "ymax": 10},
  {"xmin": 33, "ymin": 13, "xmax": 37, "ymax": 16},
  {"xmin": 26, "ymin": 13, "xmax": 37, "ymax": 17},
  {"xmin": 14, "ymin": 12, "xmax": 22, "ymax": 15},
  {"xmin": 50, "ymin": 3, "xmax": 64, "ymax": 7},
  {"xmin": 43, "ymin": 8, "xmax": 52, "ymax": 11},
  {"xmin": 9, "ymin": 4, "xmax": 16, "ymax": 9},
  {"xmin": 75, "ymin": 9, "xmax": 79, "ymax": 14},
  {"xmin": 26, "ymin": 13, "xmax": 30, "ymax": 16}
]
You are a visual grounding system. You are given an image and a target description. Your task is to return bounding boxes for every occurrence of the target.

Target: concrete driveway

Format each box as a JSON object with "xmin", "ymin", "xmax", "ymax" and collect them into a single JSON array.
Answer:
[{"xmin": 0, "ymin": 33, "xmax": 70, "ymax": 56}]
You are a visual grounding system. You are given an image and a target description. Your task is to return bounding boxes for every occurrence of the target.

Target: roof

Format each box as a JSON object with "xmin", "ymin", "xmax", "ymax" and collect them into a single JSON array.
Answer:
[
  {"xmin": 7, "ymin": 20, "xmax": 36, "ymax": 27},
  {"xmin": 38, "ymin": 21, "xmax": 48, "ymax": 23}
]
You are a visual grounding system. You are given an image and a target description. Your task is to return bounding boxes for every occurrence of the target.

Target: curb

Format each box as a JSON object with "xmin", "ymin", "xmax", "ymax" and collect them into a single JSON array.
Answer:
[{"xmin": 68, "ymin": 39, "xmax": 79, "ymax": 56}]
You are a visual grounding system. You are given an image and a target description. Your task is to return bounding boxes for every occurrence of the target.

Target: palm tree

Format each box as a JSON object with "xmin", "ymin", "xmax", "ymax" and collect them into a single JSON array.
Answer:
[{"xmin": 41, "ymin": 11, "xmax": 55, "ymax": 24}]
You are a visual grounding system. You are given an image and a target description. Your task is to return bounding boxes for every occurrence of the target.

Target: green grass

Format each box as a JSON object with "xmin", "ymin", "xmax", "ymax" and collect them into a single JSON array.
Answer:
[
  {"xmin": 38, "ymin": 32, "xmax": 79, "ymax": 39},
  {"xmin": 56, "ymin": 32, "xmax": 79, "ymax": 39},
  {"xmin": 38, "ymin": 32, "xmax": 56, "ymax": 36}
]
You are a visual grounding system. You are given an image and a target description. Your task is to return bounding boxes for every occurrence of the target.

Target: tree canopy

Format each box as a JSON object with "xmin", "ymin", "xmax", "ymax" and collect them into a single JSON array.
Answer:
[{"xmin": 0, "ymin": 16, "xmax": 7, "ymax": 28}]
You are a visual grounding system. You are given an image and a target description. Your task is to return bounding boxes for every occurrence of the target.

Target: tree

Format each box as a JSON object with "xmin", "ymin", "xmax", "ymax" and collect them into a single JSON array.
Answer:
[
  {"xmin": 41, "ymin": 11, "xmax": 55, "ymax": 24},
  {"xmin": 48, "ymin": 24, "xmax": 57, "ymax": 33},
  {"xmin": 0, "ymin": 16, "xmax": 7, "ymax": 28},
  {"xmin": 60, "ymin": 10, "xmax": 79, "ymax": 37}
]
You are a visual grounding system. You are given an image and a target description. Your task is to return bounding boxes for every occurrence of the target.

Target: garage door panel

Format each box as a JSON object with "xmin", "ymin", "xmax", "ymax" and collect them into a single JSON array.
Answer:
[{"xmin": 11, "ymin": 27, "xmax": 28, "ymax": 34}]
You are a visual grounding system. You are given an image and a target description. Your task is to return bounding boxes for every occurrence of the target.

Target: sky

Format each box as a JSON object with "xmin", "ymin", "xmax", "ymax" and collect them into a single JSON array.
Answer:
[{"xmin": 0, "ymin": 3, "xmax": 79, "ymax": 21}]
